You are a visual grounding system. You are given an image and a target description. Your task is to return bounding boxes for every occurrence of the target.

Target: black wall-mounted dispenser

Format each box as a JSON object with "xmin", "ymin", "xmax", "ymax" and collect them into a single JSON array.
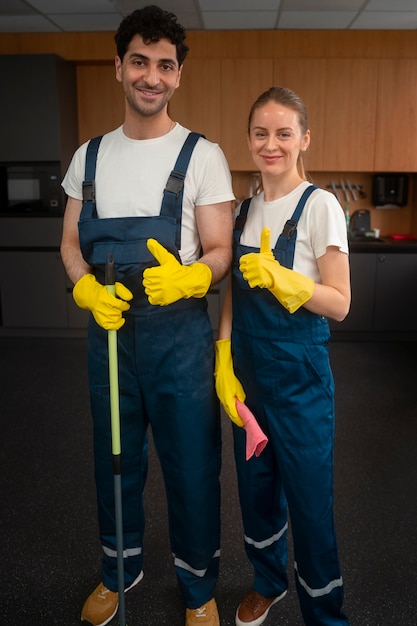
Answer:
[{"xmin": 372, "ymin": 174, "xmax": 408, "ymax": 208}]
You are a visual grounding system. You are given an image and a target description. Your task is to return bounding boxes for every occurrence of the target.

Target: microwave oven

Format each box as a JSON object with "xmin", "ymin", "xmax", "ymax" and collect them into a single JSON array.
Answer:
[{"xmin": 0, "ymin": 162, "xmax": 64, "ymax": 216}]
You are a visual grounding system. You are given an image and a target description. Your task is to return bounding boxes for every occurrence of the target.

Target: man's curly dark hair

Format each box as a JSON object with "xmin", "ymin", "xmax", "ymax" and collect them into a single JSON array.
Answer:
[{"xmin": 115, "ymin": 5, "xmax": 189, "ymax": 66}]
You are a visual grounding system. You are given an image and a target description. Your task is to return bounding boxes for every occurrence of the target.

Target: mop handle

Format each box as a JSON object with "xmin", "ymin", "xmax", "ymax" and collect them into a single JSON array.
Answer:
[
  {"xmin": 105, "ymin": 255, "xmax": 122, "ymax": 463},
  {"xmin": 105, "ymin": 254, "xmax": 127, "ymax": 626}
]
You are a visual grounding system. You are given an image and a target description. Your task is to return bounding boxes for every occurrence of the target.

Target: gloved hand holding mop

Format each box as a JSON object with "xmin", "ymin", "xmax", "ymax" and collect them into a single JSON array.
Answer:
[
  {"xmin": 143, "ymin": 238, "xmax": 212, "ymax": 306},
  {"xmin": 239, "ymin": 226, "xmax": 314, "ymax": 313},
  {"xmin": 73, "ymin": 273, "xmax": 133, "ymax": 330}
]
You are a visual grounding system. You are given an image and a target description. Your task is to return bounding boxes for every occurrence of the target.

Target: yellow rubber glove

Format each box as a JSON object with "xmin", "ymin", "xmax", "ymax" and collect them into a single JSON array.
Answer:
[
  {"xmin": 239, "ymin": 227, "xmax": 314, "ymax": 314},
  {"xmin": 214, "ymin": 339, "xmax": 245, "ymax": 427},
  {"xmin": 143, "ymin": 238, "xmax": 212, "ymax": 306},
  {"xmin": 72, "ymin": 273, "xmax": 133, "ymax": 330}
]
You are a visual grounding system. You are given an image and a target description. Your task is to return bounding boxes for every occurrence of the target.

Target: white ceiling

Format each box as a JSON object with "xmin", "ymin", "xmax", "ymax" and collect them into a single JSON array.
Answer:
[{"xmin": 0, "ymin": 0, "xmax": 417, "ymax": 33}]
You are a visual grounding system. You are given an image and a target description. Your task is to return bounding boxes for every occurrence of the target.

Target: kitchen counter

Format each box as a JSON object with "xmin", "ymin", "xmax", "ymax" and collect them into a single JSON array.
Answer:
[{"xmin": 348, "ymin": 236, "xmax": 417, "ymax": 253}]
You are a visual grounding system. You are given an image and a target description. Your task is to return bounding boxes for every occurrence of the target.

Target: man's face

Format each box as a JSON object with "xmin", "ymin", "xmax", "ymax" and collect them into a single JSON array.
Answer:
[{"xmin": 115, "ymin": 34, "xmax": 182, "ymax": 118}]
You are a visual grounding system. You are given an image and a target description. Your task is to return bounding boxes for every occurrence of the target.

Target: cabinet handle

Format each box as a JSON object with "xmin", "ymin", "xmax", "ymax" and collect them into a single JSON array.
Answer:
[{"xmin": 378, "ymin": 255, "xmax": 386, "ymax": 263}]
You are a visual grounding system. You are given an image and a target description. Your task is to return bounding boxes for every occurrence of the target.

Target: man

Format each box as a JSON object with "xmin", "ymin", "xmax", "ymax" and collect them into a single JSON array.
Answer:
[{"xmin": 60, "ymin": 6, "xmax": 234, "ymax": 626}]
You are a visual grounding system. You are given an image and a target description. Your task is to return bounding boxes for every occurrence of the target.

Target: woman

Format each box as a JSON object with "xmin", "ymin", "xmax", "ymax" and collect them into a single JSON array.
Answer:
[{"xmin": 215, "ymin": 86, "xmax": 351, "ymax": 626}]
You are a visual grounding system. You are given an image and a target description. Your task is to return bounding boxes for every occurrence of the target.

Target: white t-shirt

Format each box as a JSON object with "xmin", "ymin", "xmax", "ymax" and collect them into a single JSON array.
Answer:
[
  {"xmin": 238, "ymin": 181, "xmax": 349, "ymax": 283},
  {"xmin": 62, "ymin": 123, "xmax": 235, "ymax": 264}
]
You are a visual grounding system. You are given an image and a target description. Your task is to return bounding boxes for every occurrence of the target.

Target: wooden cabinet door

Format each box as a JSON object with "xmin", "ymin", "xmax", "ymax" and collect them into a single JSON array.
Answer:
[
  {"xmin": 169, "ymin": 58, "xmax": 222, "ymax": 144},
  {"xmin": 320, "ymin": 59, "xmax": 378, "ymax": 172},
  {"xmin": 273, "ymin": 58, "xmax": 326, "ymax": 171},
  {"xmin": 77, "ymin": 63, "xmax": 124, "ymax": 144},
  {"xmin": 374, "ymin": 59, "xmax": 417, "ymax": 172},
  {"xmin": 220, "ymin": 58, "xmax": 273, "ymax": 170}
]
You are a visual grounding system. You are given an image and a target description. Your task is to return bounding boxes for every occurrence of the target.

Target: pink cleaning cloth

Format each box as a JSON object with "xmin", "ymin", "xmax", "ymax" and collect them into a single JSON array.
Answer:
[{"xmin": 235, "ymin": 398, "xmax": 268, "ymax": 460}]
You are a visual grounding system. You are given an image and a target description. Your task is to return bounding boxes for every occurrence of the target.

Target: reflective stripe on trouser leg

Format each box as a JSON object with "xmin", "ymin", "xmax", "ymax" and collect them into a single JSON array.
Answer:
[
  {"xmin": 142, "ymin": 306, "xmax": 221, "ymax": 609},
  {"xmin": 233, "ymin": 423, "xmax": 289, "ymax": 599},
  {"xmin": 287, "ymin": 441, "xmax": 349, "ymax": 626},
  {"xmin": 233, "ymin": 332, "xmax": 349, "ymax": 625}
]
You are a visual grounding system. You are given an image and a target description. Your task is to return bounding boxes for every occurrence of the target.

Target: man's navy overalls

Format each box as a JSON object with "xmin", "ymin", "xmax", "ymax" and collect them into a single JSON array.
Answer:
[
  {"xmin": 231, "ymin": 186, "xmax": 349, "ymax": 625},
  {"xmin": 78, "ymin": 133, "xmax": 221, "ymax": 609}
]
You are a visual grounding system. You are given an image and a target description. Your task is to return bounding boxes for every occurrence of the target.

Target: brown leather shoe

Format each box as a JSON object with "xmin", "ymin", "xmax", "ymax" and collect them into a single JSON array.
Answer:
[
  {"xmin": 235, "ymin": 588, "xmax": 287, "ymax": 626},
  {"xmin": 186, "ymin": 598, "xmax": 220, "ymax": 626}
]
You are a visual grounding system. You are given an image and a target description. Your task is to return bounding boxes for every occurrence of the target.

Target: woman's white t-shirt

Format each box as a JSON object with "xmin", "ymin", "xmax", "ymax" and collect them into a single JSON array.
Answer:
[{"xmin": 62, "ymin": 123, "xmax": 235, "ymax": 264}]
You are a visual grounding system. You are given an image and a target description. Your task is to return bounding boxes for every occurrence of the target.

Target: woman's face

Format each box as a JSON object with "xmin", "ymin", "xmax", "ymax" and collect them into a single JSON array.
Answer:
[{"xmin": 247, "ymin": 101, "xmax": 310, "ymax": 179}]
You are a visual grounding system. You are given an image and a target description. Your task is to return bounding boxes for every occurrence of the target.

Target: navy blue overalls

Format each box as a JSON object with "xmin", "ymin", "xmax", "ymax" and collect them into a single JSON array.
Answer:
[
  {"xmin": 231, "ymin": 186, "xmax": 349, "ymax": 625},
  {"xmin": 78, "ymin": 133, "xmax": 221, "ymax": 609}
]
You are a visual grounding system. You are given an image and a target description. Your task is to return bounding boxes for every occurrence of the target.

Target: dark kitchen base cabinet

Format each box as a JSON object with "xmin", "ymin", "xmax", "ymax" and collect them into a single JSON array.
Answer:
[
  {"xmin": 329, "ymin": 250, "xmax": 417, "ymax": 340},
  {"xmin": 0, "ymin": 249, "xmax": 89, "ymax": 335},
  {"xmin": 0, "ymin": 218, "xmax": 89, "ymax": 337}
]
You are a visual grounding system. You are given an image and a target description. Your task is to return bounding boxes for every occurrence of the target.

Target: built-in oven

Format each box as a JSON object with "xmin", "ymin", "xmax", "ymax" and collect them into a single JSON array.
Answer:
[{"xmin": 0, "ymin": 162, "xmax": 63, "ymax": 217}]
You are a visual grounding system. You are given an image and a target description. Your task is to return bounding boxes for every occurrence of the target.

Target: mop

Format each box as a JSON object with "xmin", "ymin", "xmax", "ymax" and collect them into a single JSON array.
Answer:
[{"xmin": 105, "ymin": 254, "xmax": 127, "ymax": 626}]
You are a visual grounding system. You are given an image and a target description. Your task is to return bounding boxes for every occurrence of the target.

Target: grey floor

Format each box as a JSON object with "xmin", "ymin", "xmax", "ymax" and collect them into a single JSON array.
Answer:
[{"xmin": 1, "ymin": 337, "xmax": 417, "ymax": 625}]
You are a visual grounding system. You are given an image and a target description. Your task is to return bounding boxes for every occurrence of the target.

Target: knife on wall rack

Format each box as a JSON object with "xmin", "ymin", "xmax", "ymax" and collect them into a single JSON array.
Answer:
[
  {"xmin": 346, "ymin": 179, "xmax": 357, "ymax": 201},
  {"xmin": 330, "ymin": 180, "xmax": 341, "ymax": 204},
  {"xmin": 340, "ymin": 179, "xmax": 349, "ymax": 203}
]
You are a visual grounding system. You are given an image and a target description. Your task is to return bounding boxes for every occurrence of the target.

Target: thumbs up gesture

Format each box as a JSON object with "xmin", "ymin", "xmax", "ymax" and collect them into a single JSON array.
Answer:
[
  {"xmin": 239, "ymin": 226, "xmax": 314, "ymax": 314},
  {"xmin": 239, "ymin": 227, "xmax": 275, "ymax": 289},
  {"xmin": 143, "ymin": 239, "xmax": 212, "ymax": 306}
]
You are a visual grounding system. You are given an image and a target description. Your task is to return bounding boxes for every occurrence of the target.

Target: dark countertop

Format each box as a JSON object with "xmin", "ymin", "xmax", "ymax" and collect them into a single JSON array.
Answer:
[{"xmin": 348, "ymin": 236, "xmax": 417, "ymax": 253}]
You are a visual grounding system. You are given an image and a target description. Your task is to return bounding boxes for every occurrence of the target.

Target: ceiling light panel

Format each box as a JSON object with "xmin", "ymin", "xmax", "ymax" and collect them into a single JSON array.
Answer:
[
  {"xmin": 112, "ymin": 0, "xmax": 197, "ymax": 14},
  {"xmin": 366, "ymin": 0, "xmax": 417, "ymax": 9},
  {"xmin": 202, "ymin": 11, "xmax": 279, "ymax": 29},
  {"xmin": 49, "ymin": 13, "xmax": 122, "ymax": 31},
  {"xmin": 25, "ymin": 0, "xmax": 116, "ymax": 13},
  {"xmin": 352, "ymin": 11, "xmax": 417, "ymax": 28},
  {"xmin": 278, "ymin": 10, "xmax": 356, "ymax": 28},
  {"xmin": 0, "ymin": 0, "xmax": 34, "ymax": 15},
  {"xmin": 0, "ymin": 15, "xmax": 59, "ymax": 31},
  {"xmin": 199, "ymin": 0, "xmax": 280, "ymax": 10},
  {"xmin": 281, "ymin": 0, "xmax": 363, "ymax": 8}
]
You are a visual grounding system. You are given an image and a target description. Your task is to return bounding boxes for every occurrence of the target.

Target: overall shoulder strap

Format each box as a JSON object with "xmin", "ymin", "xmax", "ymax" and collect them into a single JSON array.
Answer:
[
  {"xmin": 275, "ymin": 184, "xmax": 318, "ymax": 268},
  {"xmin": 81, "ymin": 135, "xmax": 103, "ymax": 219},
  {"xmin": 234, "ymin": 197, "xmax": 252, "ymax": 241},
  {"xmin": 161, "ymin": 132, "xmax": 204, "ymax": 249}
]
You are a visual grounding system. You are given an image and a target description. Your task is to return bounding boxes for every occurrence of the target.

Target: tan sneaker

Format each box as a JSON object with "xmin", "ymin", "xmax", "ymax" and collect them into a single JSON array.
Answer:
[
  {"xmin": 81, "ymin": 571, "xmax": 144, "ymax": 626},
  {"xmin": 235, "ymin": 588, "xmax": 287, "ymax": 626},
  {"xmin": 186, "ymin": 598, "xmax": 219, "ymax": 626}
]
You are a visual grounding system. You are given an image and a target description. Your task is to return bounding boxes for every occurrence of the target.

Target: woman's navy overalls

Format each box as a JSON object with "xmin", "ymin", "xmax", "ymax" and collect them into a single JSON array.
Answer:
[
  {"xmin": 231, "ymin": 186, "xmax": 349, "ymax": 625},
  {"xmin": 78, "ymin": 133, "xmax": 221, "ymax": 609}
]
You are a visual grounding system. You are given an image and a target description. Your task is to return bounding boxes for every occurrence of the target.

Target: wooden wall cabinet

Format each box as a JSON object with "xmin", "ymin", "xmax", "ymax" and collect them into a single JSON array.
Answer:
[
  {"xmin": 374, "ymin": 59, "xmax": 417, "ymax": 172},
  {"xmin": 273, "ymin": 58, "xmax": 326, "ymax": 171},
  {"xmin": 273, "ymin": 58, "xmax": 378, "ymax": 172},
  {"xmin": 73, "ymin": 55, "xmax": 417, "ymax": 175},
  {"xmin": 77, "ymin": 62, "xmax": 124, "ymax": 144},
  {"xmin": 320, "ymin": 59, "xmax": 378, "ymax": 172},
  {"xmin": 219, "ymin": 59, "xmax": 273, "ymax": 170},
  {"xmin": 172, "ymin": 57, "xmax": 380, "ymax": 172},
  {"xmin": 172, "ymin": 58, "xmax": 274, "ymax": 170},
  {"xmin": 169, "ymin": 58, "xmax": 222, "ymax": 145}
]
